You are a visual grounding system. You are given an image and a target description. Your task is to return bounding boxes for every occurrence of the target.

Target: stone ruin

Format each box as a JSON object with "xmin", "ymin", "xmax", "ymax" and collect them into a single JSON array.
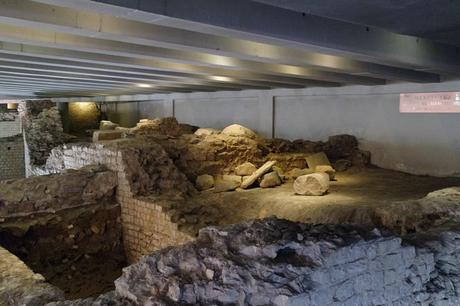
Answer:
[{"xmin": 1, "ymin": 116, "xmax": 460, "ymax": 305}]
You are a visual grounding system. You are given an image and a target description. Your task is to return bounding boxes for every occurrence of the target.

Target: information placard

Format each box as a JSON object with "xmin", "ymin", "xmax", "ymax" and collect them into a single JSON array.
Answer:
[{"xmin": 400, "ymin": 92, "xmax": 460, "ymax": 113}]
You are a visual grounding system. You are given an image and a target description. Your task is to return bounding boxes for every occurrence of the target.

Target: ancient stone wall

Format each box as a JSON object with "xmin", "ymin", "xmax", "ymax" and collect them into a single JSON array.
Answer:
[{"xmin": 46, "ymin": 141, "xmax": 194, "ymax": 262}]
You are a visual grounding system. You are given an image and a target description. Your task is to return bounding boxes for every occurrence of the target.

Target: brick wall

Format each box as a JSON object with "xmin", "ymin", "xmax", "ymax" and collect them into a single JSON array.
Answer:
[
  {"xmin": 49, "ymin": 142, "xmax": 193, "ymax": 262},
  {"xmin": 0, "ymin": 135, "xmax": 25, "ymax": 181},
  {"xmin": 0, "ymin": 113, "xmax": 24, "ymax": 181},
  {"xmin": 0, "ymin": 113, "xmax": 21, "ymax": 138}
]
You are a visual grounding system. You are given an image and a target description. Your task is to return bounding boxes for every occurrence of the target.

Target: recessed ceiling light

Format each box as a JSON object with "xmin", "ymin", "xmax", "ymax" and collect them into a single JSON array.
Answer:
[{"xmin": 137, "ymin": 83, "xmax": 152, "ymax": 88}]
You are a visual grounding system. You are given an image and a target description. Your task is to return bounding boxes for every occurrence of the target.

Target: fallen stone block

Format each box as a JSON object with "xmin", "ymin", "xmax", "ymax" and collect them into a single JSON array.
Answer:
[
  {"xmin": 235, "ymin": 162, "xmax": 257, "ymax": 176},
  {"xmin": 306, "ymin": 152, "xmax": 331, "ymax": 169},
  {"xmin": 315, "ymin": 165, "xmax": 336, "ymax": 180},
  {"xmin": 259, "ymin": 171, "xmax": 282, "ymax": 188},
  {"xmin": 92, "ymin": 130, "xmax": 122, "ymax": 142},
  {"xmin": 241, "ymin": 161, "xmax": 276, "ymax": 189},
  {"xmin": 294, "ymin": 173, "xmax": 330, "ymax": 196},
  {"xmin": 195, "ymin": 174, "xmax": 214, "ymax": 191}
]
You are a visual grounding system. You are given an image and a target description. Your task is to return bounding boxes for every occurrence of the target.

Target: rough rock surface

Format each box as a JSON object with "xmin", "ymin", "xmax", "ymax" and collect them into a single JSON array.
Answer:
[
  {"xmin": 294, "ymin": 173, "xmax": 330, "ymax": 196},
  {"xmin": 120, "ymin": 142, "xmax": 196, "ymax": 197},
  {"xmin": 266, "ymin": 153, "xmax": 309, "ymax": 171},
  {"xmin": 221, "ymin": 124, "xmax": 258, "ymax": 139},
  {"xmin": 235, "ymin": 162, "xmax": 257, "ymax": 176},
  {"xmin": 195, "ymin": 174, "xmax": 214, "ymax": 191},
  {"xmin": 0, "ymin": 165, "xmax": 116, "ymax": 217},
  {"xmin": 0, "ymin": 246, "xmax": 64, "ymax": 305},
  {"xmin": 259, "ymin": 171, "xmax": 282, "ymax": 188},
  {"xmin": 241, "ymin": 161, "xmax": 277, "ymax": 189},
  {"xmin": 374, "ymin": 187, "xmax": 460, "ymax": 235},
  {"xmin": 110, "ymin": 218, "xmax": 460, "ymax": 306}
]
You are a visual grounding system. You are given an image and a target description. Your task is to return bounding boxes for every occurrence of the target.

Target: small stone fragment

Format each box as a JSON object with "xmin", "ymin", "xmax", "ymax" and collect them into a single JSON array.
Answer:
[
  {"xmin": 235, "ymin": 162, "xmax": 257, "ymax": 176},
  {"xmin": 196, "ymin": 174, "xmax": 214, "ymax": 191},
  {"xmin": 294, "ymin": 173, "xmax": 330, "ymax": 196},
  {"xmin": 259, "ymin": 171, "xmax": 282, "ymax": 188}
]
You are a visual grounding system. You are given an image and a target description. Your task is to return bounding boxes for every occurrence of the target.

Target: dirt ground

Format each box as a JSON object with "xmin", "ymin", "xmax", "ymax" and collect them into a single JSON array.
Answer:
[{"xmin": 179, "ymin": 166, "xmax": 460, "ymax": 235}]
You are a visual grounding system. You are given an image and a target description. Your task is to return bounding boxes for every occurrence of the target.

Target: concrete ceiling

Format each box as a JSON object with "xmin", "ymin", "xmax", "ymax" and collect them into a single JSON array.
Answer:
[{"xmin": 0, "ymin": 0, "xmax": 459, "ymax": 99}]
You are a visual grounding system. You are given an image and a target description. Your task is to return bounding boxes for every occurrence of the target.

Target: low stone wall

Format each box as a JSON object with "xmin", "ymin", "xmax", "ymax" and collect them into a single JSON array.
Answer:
[
  {"xmin": 46, "ymin": 141, "xmax": 195, "ymax": 262},
  {"xmin": 0, "ymin": 165, "xmax": 116, "ymax": 217}
]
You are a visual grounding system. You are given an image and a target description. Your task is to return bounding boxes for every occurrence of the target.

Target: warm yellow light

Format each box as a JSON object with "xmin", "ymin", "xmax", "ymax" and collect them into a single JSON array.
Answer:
[
  {"xmin": 137, "ymin": 83, "xmax": 152, "ymax": 88},
  {"xmin": 7, "ymin": 103, "xmax": 18, "ymax": 110}
]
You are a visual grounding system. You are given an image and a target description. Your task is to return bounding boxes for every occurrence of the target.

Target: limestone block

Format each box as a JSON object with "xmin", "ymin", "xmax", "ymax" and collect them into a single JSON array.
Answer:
[
  {"xmin": 221, "ymin": 124, "xmax": 257, "ymax": 139},
  {"xmin": 294, "ymin": 173, "xmax": 330, "ymax": 196},
  {"xmin": 259, "ymin": 171, "xmax": 282, "ymax": 188},
  {"xmin": 241, "ymin": 161, "xmax": 276, "ymax": 189},
  {"xmin": 235, "ymin": 162, "xmax": 257, "ymax": 176},
  {"xmin": 195, "ymin": 174, "xmax": 214, "ymax": 191},
  {"xmin": 305, "ymin": 152, "xmax": 331, "ymax": 169},
  {"xmin": 315, "ymin": 165, "xmax": 336, "ymax": 180},
  {"xmin": 93, "ymin": 130, "xmax": 122, "ymax": 142}
]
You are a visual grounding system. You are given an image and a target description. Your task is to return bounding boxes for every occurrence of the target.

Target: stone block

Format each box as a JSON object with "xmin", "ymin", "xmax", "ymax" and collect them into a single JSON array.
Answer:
[
  {"xmin": 305, "ymin": 152, "xmax": 331, "ymax": 169},
  {"xmin": 93, "ymin": 130, "xmax": 122, "ymax": 142}
]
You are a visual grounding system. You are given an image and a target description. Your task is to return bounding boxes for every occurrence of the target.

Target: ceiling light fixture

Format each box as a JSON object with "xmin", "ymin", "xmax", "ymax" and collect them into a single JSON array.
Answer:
[{"xmin": 137, "ymin": 83, "xmax": 152, "ymax": 88}]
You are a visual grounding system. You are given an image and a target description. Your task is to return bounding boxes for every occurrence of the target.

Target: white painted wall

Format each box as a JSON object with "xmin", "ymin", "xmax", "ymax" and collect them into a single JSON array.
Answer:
[{"xmin": 70, "ymin": 80, "xmax": 460, "ymax": 177}]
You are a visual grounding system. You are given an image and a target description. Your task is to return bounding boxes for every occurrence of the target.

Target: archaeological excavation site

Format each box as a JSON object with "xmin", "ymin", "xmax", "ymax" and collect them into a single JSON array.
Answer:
[{"xmin": 1, "ymin": 1, "xmax": 460, "ymax": 306}]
